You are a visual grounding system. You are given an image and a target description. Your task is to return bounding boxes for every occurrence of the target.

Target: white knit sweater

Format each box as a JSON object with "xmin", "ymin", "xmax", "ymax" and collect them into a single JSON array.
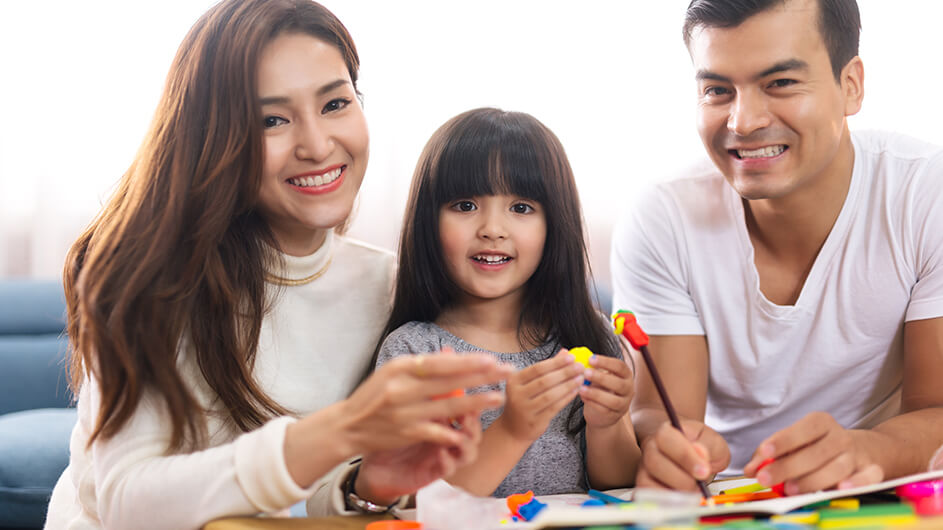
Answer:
[{"xmin": 46, "ymin": 232, "xmax": 395, "ymax": 529}]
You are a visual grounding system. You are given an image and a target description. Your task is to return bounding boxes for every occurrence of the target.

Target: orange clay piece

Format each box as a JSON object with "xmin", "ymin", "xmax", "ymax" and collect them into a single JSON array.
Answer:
[
  {"xmin": 507, "ymin": 491, "xmax": 535, "ymax": 517},
  {"xmin": 432, "ymin": 388, "xmax": 465, "ymax": 400},
  {"xmin": 702, "ymin": 490, "xmax": 781, "ymax": 505}
]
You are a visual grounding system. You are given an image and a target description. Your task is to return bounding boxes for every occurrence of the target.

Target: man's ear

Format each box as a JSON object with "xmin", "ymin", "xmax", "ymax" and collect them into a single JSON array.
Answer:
[{"xmin": 841, "ymin": 56, "xmax": 864, "ymax": 117}]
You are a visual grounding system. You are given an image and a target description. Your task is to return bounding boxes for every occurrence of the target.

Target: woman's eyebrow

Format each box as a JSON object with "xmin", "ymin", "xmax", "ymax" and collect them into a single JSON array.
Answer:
[{"xmin": 259, "ymin": 78, "xmax": 350, "ymax": 106}]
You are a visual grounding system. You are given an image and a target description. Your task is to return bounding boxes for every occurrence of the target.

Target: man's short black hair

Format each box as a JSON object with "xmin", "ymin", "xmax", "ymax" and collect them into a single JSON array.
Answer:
[{"xmin": 683, "ymin": 0, "xmax": 861, "ymax": 80}]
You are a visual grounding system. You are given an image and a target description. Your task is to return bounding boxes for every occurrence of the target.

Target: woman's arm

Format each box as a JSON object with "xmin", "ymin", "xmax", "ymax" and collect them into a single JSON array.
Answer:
[{"xmin": 85, "ymin": 354, "xmax": 508, "ymax": 528}]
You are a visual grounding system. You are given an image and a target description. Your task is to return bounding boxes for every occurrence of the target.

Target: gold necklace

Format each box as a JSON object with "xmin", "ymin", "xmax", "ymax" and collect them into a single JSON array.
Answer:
[{"xmin": 265, "ymin": 254, "xmax": 333, "ymax": 286}]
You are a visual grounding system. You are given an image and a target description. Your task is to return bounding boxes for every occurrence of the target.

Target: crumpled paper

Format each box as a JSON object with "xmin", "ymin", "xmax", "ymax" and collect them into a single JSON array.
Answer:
[{"xmin": 415, "ymin": 480, "xmax": 512, "ymax": 530}]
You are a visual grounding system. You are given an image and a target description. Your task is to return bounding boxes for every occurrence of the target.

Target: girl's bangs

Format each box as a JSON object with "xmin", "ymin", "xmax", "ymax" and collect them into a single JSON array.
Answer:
[{"xmin": 430, "ymin": 122, "xmax": 548, "ymax": 206}]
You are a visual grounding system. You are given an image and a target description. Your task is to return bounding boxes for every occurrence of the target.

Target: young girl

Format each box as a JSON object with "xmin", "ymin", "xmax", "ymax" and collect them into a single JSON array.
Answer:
[
  {"xmin": 376, "ymin": 108, "xmax": 641, "ymax": 497},
  {"xmin": 45, "ymin": 2, "xmax": 511, "ymax": 528}
]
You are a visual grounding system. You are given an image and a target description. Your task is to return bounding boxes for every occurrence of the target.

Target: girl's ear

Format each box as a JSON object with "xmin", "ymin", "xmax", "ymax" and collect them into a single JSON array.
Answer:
[{"xmin": 841, "ymin": 56, "xmax": 864, "ymax": 117}]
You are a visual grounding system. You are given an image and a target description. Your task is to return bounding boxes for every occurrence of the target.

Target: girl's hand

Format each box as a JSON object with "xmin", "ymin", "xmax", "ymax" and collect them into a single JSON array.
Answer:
[
  {"xmin": 357, "ymin": 413, "xmax": 483, "ymax": 502},
  {"xmin": 339, "ymin": 349, "xmax": 510, "ymax": 455},
  {"xmin": 499, "ymin": 349, "xmax": 584, "ymax": 442},
  {"xmin": 580, "ymin": 353, "xmax": 634, "ymax": 429}
]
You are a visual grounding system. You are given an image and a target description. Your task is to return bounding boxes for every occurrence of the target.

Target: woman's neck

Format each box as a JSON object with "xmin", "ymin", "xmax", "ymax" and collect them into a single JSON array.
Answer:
[{"xmin": 435, "ymin": 293, "xmax": 538, "ymax": 353}]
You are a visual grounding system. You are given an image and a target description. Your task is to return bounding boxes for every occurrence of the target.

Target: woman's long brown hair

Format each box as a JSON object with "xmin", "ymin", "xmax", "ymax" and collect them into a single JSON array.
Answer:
[{"xmin": 64, "ymin": 0, "xmax": 361, "ymax": 451}]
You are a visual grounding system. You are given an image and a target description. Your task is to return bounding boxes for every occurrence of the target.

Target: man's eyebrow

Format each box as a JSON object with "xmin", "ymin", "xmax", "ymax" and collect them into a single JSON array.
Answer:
[
  {"xmin": 259, "ymin": 78, "xmax": 351, "ymax": 105},
  {"xmin": 757, "ymin": 59, "xmax": 808, "ymax": 79},
  {"xmin": 695, "ymin": 70, "xmax": 730, "ymax": 83},
  {"xmin": 695, "ymin": 59, "xmax": 810, "ymax": 83}
]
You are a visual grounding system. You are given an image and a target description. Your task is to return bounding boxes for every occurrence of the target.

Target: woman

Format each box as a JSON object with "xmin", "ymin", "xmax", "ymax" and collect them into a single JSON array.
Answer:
[{"xmin": 45, "ymin": 1, "xmax": 509, "ymax": 528}]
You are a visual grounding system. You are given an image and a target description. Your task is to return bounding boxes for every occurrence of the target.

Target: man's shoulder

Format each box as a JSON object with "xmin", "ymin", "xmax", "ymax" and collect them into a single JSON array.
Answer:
[
  {"xmin": 642, "ymin": 158, "xmax": 729, "ymax": 205},
  {"xmin": 624, "ymin": 158, "xmax": 733, "ymax": 229},
  {"xmin": 854, "ymin": 130, "xmax": 943, "ymax": 165}
]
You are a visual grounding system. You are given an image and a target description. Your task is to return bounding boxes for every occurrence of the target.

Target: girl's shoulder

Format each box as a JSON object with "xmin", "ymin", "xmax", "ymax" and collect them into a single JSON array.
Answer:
[{"xmin": 376, "ymin": 321, "xmax": 454, "ymax": 366}]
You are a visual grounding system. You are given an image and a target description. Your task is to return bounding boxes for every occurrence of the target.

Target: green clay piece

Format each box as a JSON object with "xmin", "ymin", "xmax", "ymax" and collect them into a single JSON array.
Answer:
[{"xmin": 818, "ymin": 503, "xmax": 914, "ymax": 520}]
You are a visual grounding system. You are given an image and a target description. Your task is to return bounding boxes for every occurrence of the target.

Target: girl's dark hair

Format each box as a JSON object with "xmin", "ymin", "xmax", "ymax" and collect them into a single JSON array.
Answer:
[
  {"xmin": 64, "ymin": 0, "xmax": 360, "ymax": 451},
  {"xmin": 378, "ymin": 107, "xmax": 619, "ymax": 432},
  {"xmin": 683, "ymin": 0, "xmax": 860, "ymax": 80}
]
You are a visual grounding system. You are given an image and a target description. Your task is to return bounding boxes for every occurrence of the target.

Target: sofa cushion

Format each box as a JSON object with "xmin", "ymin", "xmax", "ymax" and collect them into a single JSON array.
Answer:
[
  {"xmin": 0, "ymin": 281, "xmax": 66, "ymax": 336},
  {"xmin": 0, "ymin": 336, "xmax": 71, "ymax": 415},
  {"xmin": 0, "ymin": 408, "xmax": 76, "ymax": 528}
]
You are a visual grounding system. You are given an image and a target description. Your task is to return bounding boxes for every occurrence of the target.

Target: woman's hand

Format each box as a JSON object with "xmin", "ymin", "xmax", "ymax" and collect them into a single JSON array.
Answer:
[
  {"xmin": 356, "ymin": 413, "xmax": 483, "ymax": 502},
  {"xmin": 580, "ymin": 353, "xmax": 634, "ymax": 429},
  {"xmin": 340, "ymin": 349, "xmax": 510, "ymax": 453},
  {"xmin": 284, "ymin": 349, "xmax": 510, "ymax": 492},
  {"xmin": 498, "ymin": 349, "xmax": 584, "ymax": 443}
]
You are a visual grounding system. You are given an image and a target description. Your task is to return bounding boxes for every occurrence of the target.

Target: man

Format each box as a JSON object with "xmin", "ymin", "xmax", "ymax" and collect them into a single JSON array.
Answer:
[{"xmin": 611, "ymin": 0, "xmax": 943, "ymax": 495}]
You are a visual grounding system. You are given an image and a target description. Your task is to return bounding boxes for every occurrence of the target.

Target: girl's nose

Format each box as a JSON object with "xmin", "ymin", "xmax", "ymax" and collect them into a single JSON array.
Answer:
[{"xmin": 477, "ymin": 210, "xmax": 508, "ymax": 240}]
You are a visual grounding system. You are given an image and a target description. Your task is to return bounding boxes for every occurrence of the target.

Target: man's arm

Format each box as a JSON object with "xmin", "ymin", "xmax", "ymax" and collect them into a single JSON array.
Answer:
[
  {"xmin": 632, "ymin": 335, "xmax": 731, "ymax": 490},
  {"xmin": 743, "ymin": 316, "xmax": 943, "ymax": 493}
]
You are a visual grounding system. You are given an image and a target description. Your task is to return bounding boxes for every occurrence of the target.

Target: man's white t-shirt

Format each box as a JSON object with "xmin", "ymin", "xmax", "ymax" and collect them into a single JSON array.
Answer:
[{"xmin": 611, "ymin": 130, "xmax": 943, "ymax": 474}]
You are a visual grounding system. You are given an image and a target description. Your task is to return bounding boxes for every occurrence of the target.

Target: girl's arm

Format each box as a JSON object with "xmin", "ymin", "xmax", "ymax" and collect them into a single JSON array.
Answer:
[
  {"xmin": 447, "ymin": 351, "xmax": 585, "ymax": 495},
  {"xmin": 585, "ymin": 414, "xmax": 640, "ymax": 489},
  {"xmin": 581, "ymin": 353, "xmax": 641, "ymax": 489}
]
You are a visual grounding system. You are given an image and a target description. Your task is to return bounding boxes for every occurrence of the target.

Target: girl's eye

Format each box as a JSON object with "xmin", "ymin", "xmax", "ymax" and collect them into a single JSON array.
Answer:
[
  {"xmin": 323, "ymin": 98, "xmax": 351, "ymax": 114},
  {"xmin": 511, "ymin": 203, "xmax": 534, "ymax": 214},
  {"xmin": 263, "ymin": 115, "xmax": 288, "ymax": 129},
  {"xmin": 452, "ymin": 200, "xmax": 476, "ymax": 212}
]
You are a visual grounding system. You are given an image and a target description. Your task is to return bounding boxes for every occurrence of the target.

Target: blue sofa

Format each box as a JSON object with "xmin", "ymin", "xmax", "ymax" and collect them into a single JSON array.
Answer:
[{"xmin": 0, "ymin": 280, "xmax": 76, "ymax": 529}]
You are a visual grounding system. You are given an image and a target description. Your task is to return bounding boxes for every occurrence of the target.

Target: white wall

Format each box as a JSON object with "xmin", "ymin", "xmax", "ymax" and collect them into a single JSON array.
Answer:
[{"xmin": 1, "ymin": 1, "xmax": 941, "ymax": 281}]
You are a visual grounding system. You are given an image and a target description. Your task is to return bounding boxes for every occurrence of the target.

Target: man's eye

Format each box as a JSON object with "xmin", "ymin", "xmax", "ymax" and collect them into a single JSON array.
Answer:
[
  {"xmin": 323, "ymin": 98, "xmax": 351, "ymax": 114},
  {"xmin": 263, "ymin": 116, "xmax": 287, "ymax": 128},
  {"xmin": 770, "ymin": 79, "xmax": 797, "ymax": 88},
  {"xmin": 705, "ymin": 86, "xmax": 730, "ymax": 97},
  {"xmin": 511, "ymin": 203, "xmax": 534, "ymax": 214}
]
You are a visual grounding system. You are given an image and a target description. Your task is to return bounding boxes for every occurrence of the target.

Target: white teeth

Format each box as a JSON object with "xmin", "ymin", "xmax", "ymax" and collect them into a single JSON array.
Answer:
[
  {"xmin": 288, "ymin": 167, "xmax": 343, "ymax": 187},
  {"xmin": 737, "ymin": 145, "xmax": 785, "ymax": 159},
  {"xmin": 473, "ymin": 255, "xmax": 510, "ymax": 263}
]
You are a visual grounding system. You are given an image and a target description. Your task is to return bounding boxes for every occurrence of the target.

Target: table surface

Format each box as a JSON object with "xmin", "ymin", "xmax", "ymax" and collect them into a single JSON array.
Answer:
[
  {"xmin": 204, "ymin": 514, "xmax": 392, "ymax": 530},
  {"xmin": 204, "ymin": 513, "xmax": 943, "ymax": 529}
]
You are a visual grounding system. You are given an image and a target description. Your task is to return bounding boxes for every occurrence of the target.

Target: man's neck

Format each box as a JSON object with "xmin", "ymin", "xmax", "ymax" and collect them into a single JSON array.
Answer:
[
  {"xmin": 742, "ymin": 128, "xmax": 855, "ymax": 306},
  {"xmin": 746, "ymin": 129, "xmax": 856, "ymax": 261}
]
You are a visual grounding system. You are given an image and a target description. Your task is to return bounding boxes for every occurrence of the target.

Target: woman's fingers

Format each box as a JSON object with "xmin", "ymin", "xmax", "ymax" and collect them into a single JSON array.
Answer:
[
  {"xmin": 369, "ymin": 354, "xmax": 510, "ymax": 407},
  {"xmin": 390, "ymin": 352, "xmax": 510, "ymax": 379}
]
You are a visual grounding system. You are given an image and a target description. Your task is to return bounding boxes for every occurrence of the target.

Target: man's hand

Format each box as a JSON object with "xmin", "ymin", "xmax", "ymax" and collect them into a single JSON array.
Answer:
[
  {"xmin": 636, "ymin": 418, "xmax": 730, "ymax": 491},
  {"xmin": 742, "ymin": 411, "xmax": 884, "ymax": 494}
]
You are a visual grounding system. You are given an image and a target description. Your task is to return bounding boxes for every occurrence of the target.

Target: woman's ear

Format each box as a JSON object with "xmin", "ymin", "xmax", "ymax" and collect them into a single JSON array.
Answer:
[{"xmin": 841, "ymin": 56, "xmax": 865, "ymax": 117}]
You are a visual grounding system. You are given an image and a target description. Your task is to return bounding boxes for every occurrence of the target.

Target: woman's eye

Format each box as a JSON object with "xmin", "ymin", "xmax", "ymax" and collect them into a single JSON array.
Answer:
[
  {"xmin": 453, "ymin": 201, "xmax": 476, "ymax": 212},
  {"xmin": 263, "ymin": 116, "xmax": 288, "ymax": 128},
  {"xmin": 511, "ymin": 203, "xmax": 534, "ymax": 214},
  {"xmin": 323, "ymin": 98, "xmax": 351, "ymax": 114}
]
